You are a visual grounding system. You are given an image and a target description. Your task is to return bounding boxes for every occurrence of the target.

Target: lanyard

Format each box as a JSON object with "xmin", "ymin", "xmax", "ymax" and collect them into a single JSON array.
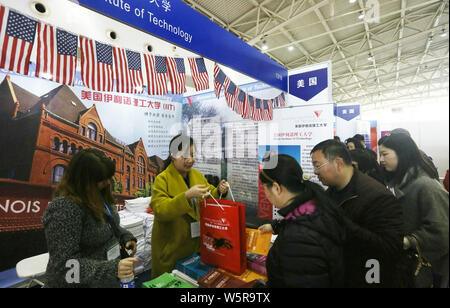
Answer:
[{"xmin": 104, "ymin": 202, "xmax": 115, "ymax": 236}]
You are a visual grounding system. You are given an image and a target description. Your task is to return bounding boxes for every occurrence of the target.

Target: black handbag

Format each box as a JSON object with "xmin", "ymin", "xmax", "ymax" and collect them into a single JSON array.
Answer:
[{"xmin": 406, "ymin": 234, "xmax": 433, "ymax": 287}]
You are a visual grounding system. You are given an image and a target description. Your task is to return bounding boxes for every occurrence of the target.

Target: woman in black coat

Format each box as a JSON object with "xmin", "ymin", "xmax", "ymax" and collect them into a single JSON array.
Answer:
[{"xmin": 258, "ymin": 154, "xmax": 346, "ymax": 288}]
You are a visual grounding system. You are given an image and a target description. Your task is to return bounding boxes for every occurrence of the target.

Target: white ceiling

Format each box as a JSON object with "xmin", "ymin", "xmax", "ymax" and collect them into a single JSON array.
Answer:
[{"xmin": 182, "ymin": 0, "xmax": 449, "ymax": 108}]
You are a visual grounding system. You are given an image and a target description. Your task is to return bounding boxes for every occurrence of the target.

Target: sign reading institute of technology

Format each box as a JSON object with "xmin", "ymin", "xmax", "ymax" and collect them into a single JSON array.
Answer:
[{"xmin": 74, "ymin": 0, "xmax": 288, "ymax": 92}]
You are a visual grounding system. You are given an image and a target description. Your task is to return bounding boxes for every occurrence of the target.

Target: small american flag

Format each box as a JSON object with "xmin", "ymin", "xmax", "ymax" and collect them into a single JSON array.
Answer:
[
  {"xmin": 214, "ymin": 64, "xmax": 226, "ymax": 99},
  {"xmin": 225, "ymin": 80, "xmax": 238, "ymax": 109},
  {"xmin": 247, "ymin": 95, "xmax": 256, "ymax": 121},
  {"xmin": 166, "ymin": 56, "xmax": 186, "ymax": 94},
  {"xmin": 35, "ymin": 23, "xmax": 78, "ymax": 86},
  {"xmin": 273, "ymin": 96, "xmax": 280, "ymax": 108},
  {"xmin": 262, "ymin": 99, "xmax": 273, "ymax": 121},
  {"xmin": 144, "ymin": 54, "xmax": 168, "ymax": 95},
  {"xmin": 0, "ymin": 7, "xmax": 37, "ymax": 75},
  {"xmin": 255, "ymin": 99, "xmax": 263, "ymax": 121},
  {"xmin": 279, "ymin": 92, "xmax": 286, "ymax": 107},
  {"xmin": 80, "ymin": 36, "xmax": 114, "ymax": 92},
  {"xmin": 188, "ymin": 57, "xmax": 209, "ymax": 91},
  {"xmin": 113, "ymin": 47, "xmax": 144, "ymax": 94},
  {"xmin": 236, "ymin": 89, "xmax": 247, "ymax": 117}
]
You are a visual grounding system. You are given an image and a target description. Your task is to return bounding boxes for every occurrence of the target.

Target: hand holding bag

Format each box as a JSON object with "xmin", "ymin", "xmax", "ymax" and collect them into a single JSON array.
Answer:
[{"xmin": 200, "ymin": 189, "xmax": 247, "ymax": 275}]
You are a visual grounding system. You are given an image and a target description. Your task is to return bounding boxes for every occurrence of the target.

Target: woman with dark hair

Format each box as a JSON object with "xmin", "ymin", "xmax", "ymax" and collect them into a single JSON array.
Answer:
[
  {"xmin": 42, "ymin": 149, "xmax": 138, "ymax": 288},
  {"xmin": 349, "ymin": 149, "xmax": 385, "ymax": 184},
  {"xmin": 258, "ymin": 154, "xmax": 346, "ymax": 288},
  {"xmin": 149, "ymin": 134, "xmax": 229, "ymax": 278},
  {"xmin": 378, "ymin": 134, "xmax": 449, "ymax": 288},
  {"xmin": 345, "ymin": 137, "xmax": 364, "ymax": 150}
]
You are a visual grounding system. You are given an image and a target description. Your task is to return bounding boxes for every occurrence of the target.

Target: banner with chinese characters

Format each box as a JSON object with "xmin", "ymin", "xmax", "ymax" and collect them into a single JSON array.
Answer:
[
  {"xmin": 334, "ymin": 103, "xmax": 362, "ymax": 142},
  {"xmin": 0, "ymin": 67, "xmax": 182, "ymax": 272},
  {"xmin": 288, "ymin": 61, "xmax": 332, "ymax": 105},
  {"xmin": 257, "ymin": 104, "xmax": 335, "ymax": 220}
]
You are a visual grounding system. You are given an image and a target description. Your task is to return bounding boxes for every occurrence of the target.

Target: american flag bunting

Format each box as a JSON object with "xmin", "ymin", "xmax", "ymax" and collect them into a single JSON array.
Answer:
[
  {"xmin": 166, "ymin": 56, "xmax": 186, "ymax": 94},
  {"xmin": 0, "ymin": 7, "xmax": 37, "ymax": 75},
  {"xmin": 279, "ymin": 92, "xmax": 286, "ymax": 107},
  {"xmin": 80, "ymin": 36, "xmax": 114, "ymax": 92},
  {"xmin": 113, "ymin": 47, "xmax": 144, "ymax": 94},
  {"xmin": 254, "ymin": 99, "xmax": 264, "ymax": 121},
  {"xmin": 214, "ymin": 65, "xmax": 226, "ymax": 99},
  {"xmin": 236, "ymin": 89, "xmax": 247, "ymax": 117},
  {"xmin": 144, "ymin": 54, "xmax": 168, "ymax": 95},
  {"xmin": 262, "ymin": 99, "xmax": 273, "ymax": 121},
  {"xmin": 188, "ymin": 57, "xmax": 209, "ymax": 91},
  {"xmin": 225, "ymin": 80, "xmax": 238, "ymax": 110},
  {"xmin": 35, "ymin": 23, "xmax": 78, "ymax": 86}
]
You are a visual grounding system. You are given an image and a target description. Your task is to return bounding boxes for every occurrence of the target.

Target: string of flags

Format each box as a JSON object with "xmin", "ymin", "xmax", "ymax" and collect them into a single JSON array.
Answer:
[
  {"xmin": 214, "ymin": 64, "xmax": 286, "ymax": 121},
  {"xmin": 0, "ymin": 5, "xmax": 208, "ymax": 95},
  {"xmin": 0, "ymin": 4, "xmax": 286, "ymax": 122}
]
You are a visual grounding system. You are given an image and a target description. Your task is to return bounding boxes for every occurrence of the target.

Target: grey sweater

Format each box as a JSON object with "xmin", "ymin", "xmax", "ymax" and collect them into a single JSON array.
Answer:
[
  {"xmin": 389, "ymin": 168, "xmax": 449, "ymax": 287},
  {"xmin": 42, "ymin": 197, "xmax": 136, "ymax": 288}
]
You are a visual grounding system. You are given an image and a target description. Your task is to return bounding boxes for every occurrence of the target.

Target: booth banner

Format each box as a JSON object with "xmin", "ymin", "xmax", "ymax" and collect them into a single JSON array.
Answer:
[
  {"xmin": 355, "ymin": 120, "xmax": 372, "ymax": 149},
  {"xmin": 0, "ymin": 70, "xmax": 182, "ymax": 232},
  {"xmin": 224, "ymin": 121, "xmax": 260, "ymax": 218},
  {"xmin": 200, "ymin": 199, "xmax": 247, "ymax": 275},
  {"xmin": 335, "ymin": 103, "xmax": 361, "ymax": 142},
  {"xmin": 257, "ymin": 104, "xmax": 334, "ymax": 220},
  {"xmin": 74, "ymin": 0, "xmax": 288, "ymax": 91},
  {"xmin": 288, "ymin": 61, "xmax": 332, "ymax": 105},
  {"xmin": 187, "ymin": 116, "xmax": 222, "ymax": 182}
]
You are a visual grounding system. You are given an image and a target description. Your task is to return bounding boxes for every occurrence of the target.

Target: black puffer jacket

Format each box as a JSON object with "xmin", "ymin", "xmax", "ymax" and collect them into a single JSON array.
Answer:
[{"xmin": 266, "ymin": 197, "xmax": 346, "ymax": 288}]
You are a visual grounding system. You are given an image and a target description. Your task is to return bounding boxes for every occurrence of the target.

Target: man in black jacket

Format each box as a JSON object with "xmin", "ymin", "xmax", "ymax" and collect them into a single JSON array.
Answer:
[{"xmin": 311, "ymin": 140, "xmax": 406, "ymax": 288}]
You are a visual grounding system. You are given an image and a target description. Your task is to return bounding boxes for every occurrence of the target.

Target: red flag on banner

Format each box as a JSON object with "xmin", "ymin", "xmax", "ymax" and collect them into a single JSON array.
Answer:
[
  {"xmin": 214, "ymin": 64, "xmax": 226, "ymax": 99},
  {"xmin": 143, "ymin": 54, "xmax": 168, "ymax": 95},
  {"xmin": 35, "ymin": 23, "xmax": 78, "ymax": 86},
  {"xmin": 0, "ymin": 6, "xmax": 37, "ymax": 75},
  {"xmin": 166, "ymin": 56, "xmax": 186, "ymax": 94},
  {"xmin": 79, "ymin": 36, "xmax": 114, "ymax": 92},
  {"xmin": 188, "ymin": 57, "xmax": 209, "ymax": 91},
  {"xmin": 113, "ymin": 47, "xmax": 144, "ymax": 94}
]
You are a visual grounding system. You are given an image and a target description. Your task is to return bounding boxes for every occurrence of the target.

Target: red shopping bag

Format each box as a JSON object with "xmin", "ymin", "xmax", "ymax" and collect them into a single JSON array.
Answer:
[{"xmin": 200, "ymin": 198, "xmax": 247, "ymax": 275}]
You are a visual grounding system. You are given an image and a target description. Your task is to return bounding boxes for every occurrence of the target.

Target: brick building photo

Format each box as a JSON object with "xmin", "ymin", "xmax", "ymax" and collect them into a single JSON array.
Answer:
[{"xmin": 0, "ymin": 75, "xmax": 162, "ymax": 230}]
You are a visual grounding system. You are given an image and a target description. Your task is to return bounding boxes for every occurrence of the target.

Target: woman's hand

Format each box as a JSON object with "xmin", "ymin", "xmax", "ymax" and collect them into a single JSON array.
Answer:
[
  {"xmin": 218, "ymin": 180, "xmax": 229, "ymax": 195},
  {"xmin": 185, "ymin": 184, "xmax": 210, "ymax": 200},
  {"xmin": 258, "ymin": 224, "xmax": 274, "ymax": 234},
  {"xmin": 125, "ymin": 241, "xmax": 137, "ymax": 257},
  {"xmin": 117, "ymin": 258, "xmax": 138, "ymax": 279}
]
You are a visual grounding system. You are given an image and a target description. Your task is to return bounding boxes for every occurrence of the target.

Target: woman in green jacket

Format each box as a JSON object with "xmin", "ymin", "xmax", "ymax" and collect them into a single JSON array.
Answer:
[{"xmin": 150, "ymin": 134, "xmax": 229, "ymax": 278}]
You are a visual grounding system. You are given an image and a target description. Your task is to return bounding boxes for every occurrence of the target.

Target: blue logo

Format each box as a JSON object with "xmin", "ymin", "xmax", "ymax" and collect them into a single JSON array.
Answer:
[
  {"xmin": 335, "ymin": 105, "xmax": 360, "ymax": 121},
  {"xmin": 289, "ymin": 68, "xmax": 328, "ymax": 101}
]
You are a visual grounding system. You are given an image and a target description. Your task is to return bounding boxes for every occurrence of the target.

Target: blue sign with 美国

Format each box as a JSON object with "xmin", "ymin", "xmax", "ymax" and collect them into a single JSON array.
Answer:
[
  {"xmin": 73, "ymin": 0, "xmax": 287, "ymax": 91},
  {"xmin": 334, "ymin": 105, "xmax": 360, "ymax": 121},
  {"xmin": 288, "ymin": 68, "xmax": 328, "ymax": 101}
]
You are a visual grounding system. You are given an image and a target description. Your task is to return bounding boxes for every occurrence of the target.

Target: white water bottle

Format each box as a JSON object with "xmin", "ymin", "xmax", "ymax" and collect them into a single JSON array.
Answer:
[{"xmin": 120, "ymin": 276, "xmax": 135, "ymax": 288}]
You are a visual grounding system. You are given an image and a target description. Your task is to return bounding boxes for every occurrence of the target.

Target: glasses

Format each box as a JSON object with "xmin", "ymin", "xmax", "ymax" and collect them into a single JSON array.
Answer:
[{"xmin": 313, "ymin": 161, "xmax": 329, "ymax": 171}]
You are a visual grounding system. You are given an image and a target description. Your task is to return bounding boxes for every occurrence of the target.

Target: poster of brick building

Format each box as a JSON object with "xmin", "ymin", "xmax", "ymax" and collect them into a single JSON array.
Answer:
[{"xmin": 0, "ymin": 71, "xmax": 182, "ymax": 270}]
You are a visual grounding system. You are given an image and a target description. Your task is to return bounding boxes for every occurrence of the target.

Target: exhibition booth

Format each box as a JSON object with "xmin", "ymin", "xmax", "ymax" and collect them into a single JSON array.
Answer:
[{"xmin": 0, "ymin": 0, "xmax": 447, "ymax": 289}]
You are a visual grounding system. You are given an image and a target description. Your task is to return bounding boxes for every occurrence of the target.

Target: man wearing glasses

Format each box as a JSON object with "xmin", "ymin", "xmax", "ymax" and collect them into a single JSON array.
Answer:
[{"xmin": 310, "ymin": 139, "xmax": 407, "ymax": 288}]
